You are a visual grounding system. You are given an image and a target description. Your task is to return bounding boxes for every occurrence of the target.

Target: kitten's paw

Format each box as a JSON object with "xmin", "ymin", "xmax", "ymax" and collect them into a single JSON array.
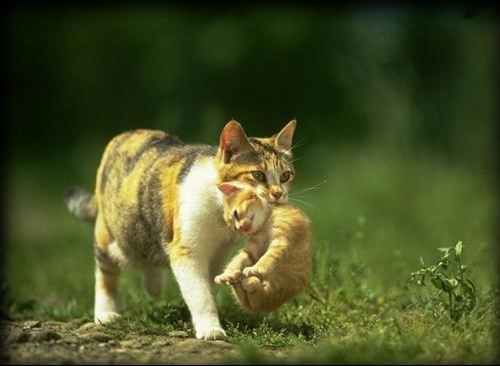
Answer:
[
  {"xmin": 214, "ymin": 274, "xmax": 226, "ymax": 285},
  {"xmin": 241, "ymin": 276, "xmax": 262, "ymax": 293},
  {"xmin": 214, "ymin": 271, "xmax": 241, "ymax": 285},
  {"xmin": 196, "ymin": 326, "xmax": 227, "ymax": 341},
  {"xmin": 242, "ymin": 266, "xmax": 264, "ymax": 279},
  {"xmin": 94, "ymin": 311, "xmax": 121, "ymax": 324}
]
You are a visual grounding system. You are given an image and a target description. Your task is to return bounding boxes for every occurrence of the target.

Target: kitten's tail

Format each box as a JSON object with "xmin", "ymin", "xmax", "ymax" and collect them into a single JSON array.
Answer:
[{"xmin": 64, "ymin": 186, "xmax": 97, "ymax": 223}]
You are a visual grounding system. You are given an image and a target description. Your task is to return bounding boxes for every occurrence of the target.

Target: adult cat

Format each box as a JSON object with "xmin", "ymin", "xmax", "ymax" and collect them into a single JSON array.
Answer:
[{"xmin": 64, "ymin": 120, "xmax": 296, "ymax": 340}]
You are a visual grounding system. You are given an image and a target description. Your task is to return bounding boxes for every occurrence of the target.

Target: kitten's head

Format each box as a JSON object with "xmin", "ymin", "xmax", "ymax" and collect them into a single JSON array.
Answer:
[
  {"xmin": 216, "ymin": 119, "xmax": 296, "ymax": 205},
  {"xmin": 217, "ymin": 182, "xmax": 271, "ymax": 235}
]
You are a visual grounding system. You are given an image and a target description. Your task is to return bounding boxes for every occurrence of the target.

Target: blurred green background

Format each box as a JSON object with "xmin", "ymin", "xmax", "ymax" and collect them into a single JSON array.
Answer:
[{"xmin": 5, "ymin": 5, "xmax": 498, "ymax": 318}]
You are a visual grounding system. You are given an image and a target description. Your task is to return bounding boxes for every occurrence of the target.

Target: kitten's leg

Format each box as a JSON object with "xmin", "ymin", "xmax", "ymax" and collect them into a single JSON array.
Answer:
[
  {"xmin": 94, "ymin": 244, "xmax": 121, "ymax": 323},
  {"xmin": 214, "ymin": 249, "xmax": 254, "ymax": 285},
  {"xmin": 217, "ymin": 237, "xmax": 262, "ymax": 284},
  {"xmin": 143, "ymin": 267, "xmax": 166, "ymax": 298},
  {"xmin": 231, "ymin": 282, "xmax": 251, "ymax": 310},
  {"xmin": 170, "ymin": 250, "xmax": 226, "ymax": 341},
  {"xmin": 241, "ymin": 277, "xmax": 265, "ymax": 311},
  {"xmin": 243, "ymin": 238, "xmax": 287, "ymax": 279},
  {"xmin": 241, "ymin": 276, "xmax": 262, "ymax": 293}
]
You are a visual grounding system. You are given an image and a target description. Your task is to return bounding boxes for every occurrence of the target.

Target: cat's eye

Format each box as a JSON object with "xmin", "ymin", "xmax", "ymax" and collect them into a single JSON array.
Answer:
[
  {"xmin": 252, "ymin": 171, "xmax": 266, "ymax": 182},
  {"xmin": 233, "ymin": 210, "xmax": 239, "ymax": 221},
  {"xmin": 280, "ymin": 171, "xmax": 291, "ymax": 183}
]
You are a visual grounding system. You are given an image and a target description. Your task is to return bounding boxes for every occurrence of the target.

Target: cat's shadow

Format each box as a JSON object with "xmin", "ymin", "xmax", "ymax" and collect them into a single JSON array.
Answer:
[
  {"xmin": 219, "ymin": 303, "xmax": 317, "ymax": 341},
  {"xmin": 120, "ymin": 297, "xmax": 316, "ymax": 341}
]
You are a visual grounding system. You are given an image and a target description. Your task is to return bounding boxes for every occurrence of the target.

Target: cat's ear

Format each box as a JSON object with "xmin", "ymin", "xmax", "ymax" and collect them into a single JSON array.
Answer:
[
  {"xmin": 219, "ymin": 120, "xmax": 254, "ymax": 164},
  {"xmin": 217, "ymin": 182, "xmax": 242, "ymax": 197},
  {"xmin": 274, "ymin": 119, "xmax": 296, "ymax": 155}
]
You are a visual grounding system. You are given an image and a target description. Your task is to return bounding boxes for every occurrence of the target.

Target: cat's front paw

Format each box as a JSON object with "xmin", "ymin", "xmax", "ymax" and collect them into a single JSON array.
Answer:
[
  {"xmin": 196, "ymin": 326, "xmax": 227, "ymax": 341},
  {"xmin": 214, "ymin": 270, "xmax": 241, "ymax": 285},
  {"xmin": 94, "ymin": 311, "xmax": 121, "ymax": 324},
  {"xmin": 242, "ymin": 266, "xmax": 265, "ymax": 279}
]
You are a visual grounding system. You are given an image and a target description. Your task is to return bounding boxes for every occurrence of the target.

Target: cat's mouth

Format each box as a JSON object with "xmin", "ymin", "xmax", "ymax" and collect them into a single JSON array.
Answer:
[
  {"xmin": 238, "ymin": 223, "xmax": 252, "ymax": 234},
  {"xmin": 234, "ymin": 214, "xmax": 254, "ymax": 234},
  {"xmin": 267, "ymin": 195, "xmax": 286, "ymax": 205}
]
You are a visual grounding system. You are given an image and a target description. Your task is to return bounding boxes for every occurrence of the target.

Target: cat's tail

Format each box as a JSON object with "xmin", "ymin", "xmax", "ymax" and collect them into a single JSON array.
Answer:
[{"xmin": 64, "ymin": 186, "xmax": 97, "ymax": 223}]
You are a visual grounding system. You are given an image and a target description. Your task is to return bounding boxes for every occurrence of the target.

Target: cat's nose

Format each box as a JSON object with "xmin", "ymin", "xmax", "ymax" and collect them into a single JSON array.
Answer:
[{"xmin": 271, "ymin": 191, "xmax": 283, "ymax": 200}]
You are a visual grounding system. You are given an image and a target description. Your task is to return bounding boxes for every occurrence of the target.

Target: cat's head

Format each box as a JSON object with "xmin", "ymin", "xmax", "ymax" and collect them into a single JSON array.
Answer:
[
  {"xmin": 216, "ymin": 119, "xmax": 296, "ymax": 205},
  {"xmin": 217, "ymin": 182, "xmax": 271, "ymax": 235}
]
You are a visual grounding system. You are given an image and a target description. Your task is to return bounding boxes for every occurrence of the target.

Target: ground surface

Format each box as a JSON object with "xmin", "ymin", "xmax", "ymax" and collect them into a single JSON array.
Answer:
[{"xmin": 2, "ymin": 319, "xmax": 242, "ymax": 365}]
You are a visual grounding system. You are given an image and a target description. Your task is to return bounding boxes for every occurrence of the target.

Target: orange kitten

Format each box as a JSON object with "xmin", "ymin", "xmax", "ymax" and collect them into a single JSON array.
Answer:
[{"xmin": 215, "ymin": 183, "xmax": 312, "ymax": 312}]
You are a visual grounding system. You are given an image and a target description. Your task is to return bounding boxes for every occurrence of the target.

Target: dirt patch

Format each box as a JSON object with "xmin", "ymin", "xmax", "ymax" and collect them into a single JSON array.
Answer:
[{"xmin": 1, "ymin": 319, "xmax": 238, "ymax": 365}]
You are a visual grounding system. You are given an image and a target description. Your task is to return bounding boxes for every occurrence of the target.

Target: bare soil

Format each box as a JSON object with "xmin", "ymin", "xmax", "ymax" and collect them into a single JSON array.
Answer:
[{"xmin": 1, "ymin": 319, "xmax": 239, "ymax": 365}]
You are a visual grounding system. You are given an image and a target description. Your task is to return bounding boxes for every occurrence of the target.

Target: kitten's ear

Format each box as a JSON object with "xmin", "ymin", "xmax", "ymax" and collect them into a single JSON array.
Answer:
[
  {"xmin": 217, "ymin": 182, "xmax": 242, "ymax": 197},
  {"xmin": 219, "ymin": 120, "xmax": 254, "ymax": 164},
  {"xmin": 274, "ymin": 119, "xmax": 297, "ymax": 155}
]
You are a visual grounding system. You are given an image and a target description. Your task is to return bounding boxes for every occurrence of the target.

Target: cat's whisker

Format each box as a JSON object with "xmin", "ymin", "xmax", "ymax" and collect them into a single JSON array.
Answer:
[
  {"xmin": 287, "ymin": 197, "xmax": 320, "ymax": 215},
  {"xmin": 288, "ymin": 191, "xmax": 312, "ymax": 199},
  {"xmin": 291, "ymin": 139, "xmax": 306, "ymax": 151},
  {"xmin": 293, "ymin": 179, "xmax": 328, "ymax": 194},
  {"xmin": 288, "ymin": 196, "xmax": 314, "ymax": 208}
]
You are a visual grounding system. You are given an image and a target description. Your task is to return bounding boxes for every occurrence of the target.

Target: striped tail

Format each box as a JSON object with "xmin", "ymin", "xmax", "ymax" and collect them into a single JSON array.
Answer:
[{"xmin": 64, "ymin": 186, "xmax": 97, "ymax": 223}]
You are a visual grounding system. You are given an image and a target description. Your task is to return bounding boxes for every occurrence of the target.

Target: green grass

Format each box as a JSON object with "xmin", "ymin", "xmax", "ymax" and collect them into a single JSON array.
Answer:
[{"xmin": 5, "ymin": 147, "xmax": 497, "ymax": 364}]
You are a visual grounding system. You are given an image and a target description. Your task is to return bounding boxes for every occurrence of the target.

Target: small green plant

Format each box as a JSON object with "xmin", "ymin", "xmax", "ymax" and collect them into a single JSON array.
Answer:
[{"xmin": 410, "ymin": 241, "xmax": 476, "ymax": 321}]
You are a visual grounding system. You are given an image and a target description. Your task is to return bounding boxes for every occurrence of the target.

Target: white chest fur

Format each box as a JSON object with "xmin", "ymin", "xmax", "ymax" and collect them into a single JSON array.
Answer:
[{"xmin": 177, "ymin": 159, "xmax": 238, "ymax": 260}]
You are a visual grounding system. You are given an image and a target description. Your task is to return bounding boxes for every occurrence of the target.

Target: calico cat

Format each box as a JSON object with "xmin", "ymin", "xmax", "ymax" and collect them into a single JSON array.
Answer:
[
  {"xmin": 64, "ymin": 119, "xmax": 296, "ymax": 340},
  {"xmin": 214, "ymin": 182, "xmax": 312, "ymax": 313}
]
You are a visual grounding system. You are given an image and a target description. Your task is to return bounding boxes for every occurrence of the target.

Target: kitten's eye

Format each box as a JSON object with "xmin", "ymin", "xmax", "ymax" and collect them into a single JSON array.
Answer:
[
  {"xmin": 233, "ymin": 210, "xmax": 239, "ymax": 221},
  {"xmin": 252, "ymin": 171, "xmax": 266, "ymax": 182},
  {"xmin": 280, "ymin": 171, "xmax": 291, "ymax": 183}
]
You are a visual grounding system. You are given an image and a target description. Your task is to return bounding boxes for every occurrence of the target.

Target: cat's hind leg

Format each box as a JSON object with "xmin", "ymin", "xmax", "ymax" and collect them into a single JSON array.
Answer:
[
  {"xmin": 94, "ymin": 243, "xmax": 121, "ymax": 323},
  {"xmin": 94, "ymin": 217, "xmax": 121, "ymax": 324},
  {"xmin": 143, "ymin": 267, "xmax": 166, "ymax": 297}
]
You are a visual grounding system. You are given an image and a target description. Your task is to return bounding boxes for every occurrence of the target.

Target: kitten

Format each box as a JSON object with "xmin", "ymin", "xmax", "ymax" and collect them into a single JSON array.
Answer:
[
  {"xmin": 64, "ymin": 119, "xmax": 297, "ymax": 340},
  {"xmin": 214, "ymin": 183, "xmax": 312, "ymax": 313}
]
